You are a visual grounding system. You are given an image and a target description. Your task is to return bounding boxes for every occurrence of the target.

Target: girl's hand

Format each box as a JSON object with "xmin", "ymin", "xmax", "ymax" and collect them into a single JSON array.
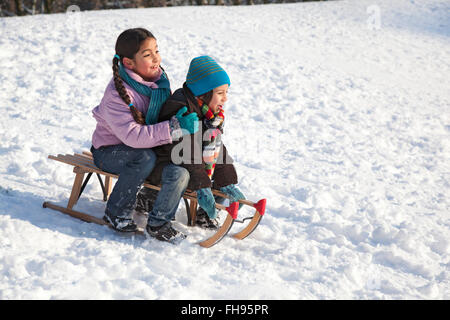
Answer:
[{"xmin": 176, "ymin": 106, "xmax": 199, "ymax": 134}]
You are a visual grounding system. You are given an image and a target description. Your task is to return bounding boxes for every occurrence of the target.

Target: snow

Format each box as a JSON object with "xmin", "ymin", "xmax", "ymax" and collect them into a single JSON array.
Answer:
[{"xmin": 0, "ymin": 0, "xmax": 449, "ymax": 299}]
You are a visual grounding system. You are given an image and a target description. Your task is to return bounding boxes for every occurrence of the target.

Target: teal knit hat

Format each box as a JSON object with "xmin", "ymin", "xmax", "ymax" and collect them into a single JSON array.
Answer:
[{"xmin": 186, "ymin": 56, "xmax": 230, "ymax": 97}]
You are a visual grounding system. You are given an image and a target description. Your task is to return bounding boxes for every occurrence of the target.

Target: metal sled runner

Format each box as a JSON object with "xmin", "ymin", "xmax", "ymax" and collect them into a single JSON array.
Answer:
[{"xmin": 42, "ymin": 151, "xmax": 266, "ymax": 248}]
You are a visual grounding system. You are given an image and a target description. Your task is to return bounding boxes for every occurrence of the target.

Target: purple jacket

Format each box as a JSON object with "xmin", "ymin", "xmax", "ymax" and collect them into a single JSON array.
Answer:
[{"xmin": 91, "ymin": 68, "xmax": 172, "ymax": 149}]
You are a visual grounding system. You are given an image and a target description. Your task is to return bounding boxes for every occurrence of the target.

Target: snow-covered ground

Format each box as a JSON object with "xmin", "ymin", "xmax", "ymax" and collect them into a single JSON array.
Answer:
[{"xmin": 0, "ymin": 0, "xmax": 449, "ymax": 299}]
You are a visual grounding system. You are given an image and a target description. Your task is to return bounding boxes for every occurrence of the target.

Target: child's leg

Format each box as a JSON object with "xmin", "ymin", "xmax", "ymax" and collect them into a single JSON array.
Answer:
[
  {"xmin": 135, "ymin": 186, "xmax": 159, "ymax": 214},
  {"xmin": 91, "ymin": 144, "xmax": 156, "ymax": 219},
  {"xmin": 147, "ymin": 164, "xmax": 189, "ymax": 227}
]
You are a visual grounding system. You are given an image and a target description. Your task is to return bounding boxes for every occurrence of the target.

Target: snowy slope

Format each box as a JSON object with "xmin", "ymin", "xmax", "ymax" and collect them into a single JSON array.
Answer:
[{"xmin": 0, "ymin": 0, "xmax": 449, "ymax": 299}]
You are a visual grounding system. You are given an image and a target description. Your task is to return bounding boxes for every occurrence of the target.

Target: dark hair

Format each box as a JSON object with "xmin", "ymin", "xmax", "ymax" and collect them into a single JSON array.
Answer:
[
  {"xmin": 198, "ymin": 91, "xmax": 213, "ymax": 106},
  {"xmin": 112, "ymin": 28, "xmax": 155, "ymax": 125}
]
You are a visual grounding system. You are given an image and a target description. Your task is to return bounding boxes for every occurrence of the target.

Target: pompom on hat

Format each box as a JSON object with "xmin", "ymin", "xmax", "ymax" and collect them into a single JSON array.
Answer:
[{"xmin": 186, "ymin": 56, "xmax": 230, "ymax": 97}]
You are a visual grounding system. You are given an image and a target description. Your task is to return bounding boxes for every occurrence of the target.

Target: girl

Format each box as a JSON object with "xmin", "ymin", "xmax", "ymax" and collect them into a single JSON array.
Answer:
[
  {"xmin": 91, "ymin": 28, "xmax": 198, "ymax": 243},
  {"xmin": 148, "ymin": 55, "xmax": 245, "ymax": 229}
]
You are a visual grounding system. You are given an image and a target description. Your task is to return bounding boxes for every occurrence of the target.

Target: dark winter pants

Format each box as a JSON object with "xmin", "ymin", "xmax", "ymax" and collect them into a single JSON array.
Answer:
[{"xmin": 91, "ymin": 144, "xmax": 189, "ymax": 227}]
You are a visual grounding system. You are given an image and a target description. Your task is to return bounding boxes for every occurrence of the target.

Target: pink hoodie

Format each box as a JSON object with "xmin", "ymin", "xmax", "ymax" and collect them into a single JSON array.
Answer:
[{"xmin": 91, "ymin": 68, "xmax": 172, "ymax": 149}]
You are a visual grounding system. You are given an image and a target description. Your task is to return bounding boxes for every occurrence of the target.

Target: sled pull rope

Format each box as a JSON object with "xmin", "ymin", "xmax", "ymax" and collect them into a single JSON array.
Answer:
[
  {"xmin": 231, "ymin": 199, "xmax": 266, "ymax": 240},
  {"xmin": 235, "ymin": 198, "xmax": 266, "ymax": 223},
  {"xmin": 234, "ymin": 217, "xmax": 254, "ymax": 224}
]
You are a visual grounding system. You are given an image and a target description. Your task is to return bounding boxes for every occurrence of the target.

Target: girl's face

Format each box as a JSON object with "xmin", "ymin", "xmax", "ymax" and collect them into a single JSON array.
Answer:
[
  {"xmin": 124, "ymin": 37, "xmax": 161, "ymax": 81},
  {"xmin": 208, "ymin": 84, "xmax": 229, "ymax": 113}
]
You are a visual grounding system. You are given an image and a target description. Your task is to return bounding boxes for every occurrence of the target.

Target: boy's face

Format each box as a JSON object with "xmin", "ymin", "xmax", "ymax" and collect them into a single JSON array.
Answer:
[
  {"xmin": 209, "ymin": 84, "xmax": 229, "ymax": 113},
  {"xmin": 124, "ymin": 37, "xmax": 161, "ymax": 81}
]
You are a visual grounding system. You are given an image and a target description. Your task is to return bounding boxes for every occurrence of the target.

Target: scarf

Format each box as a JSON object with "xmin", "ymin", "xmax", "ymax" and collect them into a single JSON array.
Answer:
[
  {"xmin": 198, "ymin": 98, "xmax": 225, "ymax": 180},
  {"xmin": 119, "ymin": 64, "xmax": 171, "ymax": 125}
]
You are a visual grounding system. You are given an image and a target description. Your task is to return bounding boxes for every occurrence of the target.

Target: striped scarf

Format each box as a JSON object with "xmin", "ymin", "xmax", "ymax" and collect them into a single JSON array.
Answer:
[{"xmin": 198, "ymin": 98, "xmax": 224, "ymax": 180}]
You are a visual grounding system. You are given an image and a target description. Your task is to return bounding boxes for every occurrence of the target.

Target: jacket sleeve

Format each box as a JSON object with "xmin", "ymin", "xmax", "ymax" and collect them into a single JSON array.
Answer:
[{"xmin": 100, "ymin": 94, "xmax": 172, "ymax": 149}]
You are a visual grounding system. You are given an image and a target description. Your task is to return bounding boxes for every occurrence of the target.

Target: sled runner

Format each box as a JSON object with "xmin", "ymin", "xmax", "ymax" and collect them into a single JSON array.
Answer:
[{"xmin": 42, "ymin": 151, "xmax": 266, "ymax": 248}]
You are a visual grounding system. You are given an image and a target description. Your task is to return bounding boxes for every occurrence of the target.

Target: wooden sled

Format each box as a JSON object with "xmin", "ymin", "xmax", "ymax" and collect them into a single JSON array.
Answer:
[{"xmin": 43, "ymin": 151, "xmax": 266, "ymax": 248}]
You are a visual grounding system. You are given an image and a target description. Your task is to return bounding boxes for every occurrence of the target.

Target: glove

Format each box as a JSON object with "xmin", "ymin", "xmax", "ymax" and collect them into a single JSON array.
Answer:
[
  {"xmin": 175, "ymin": 106, "xmax": 199, "ymax": 135},
  {"xmin": 220, "ymin": 184, "xmax": 245, "ymax": 209},
  {"xmin": 196, "ymin": 188, "xmax": 217, "ymax": 219}
]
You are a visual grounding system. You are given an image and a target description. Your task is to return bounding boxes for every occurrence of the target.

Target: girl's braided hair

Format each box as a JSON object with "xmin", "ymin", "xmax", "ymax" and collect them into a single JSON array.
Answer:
[{"xmin": 113, "ymin": 28, "xmax": 155, "ymax": 125}]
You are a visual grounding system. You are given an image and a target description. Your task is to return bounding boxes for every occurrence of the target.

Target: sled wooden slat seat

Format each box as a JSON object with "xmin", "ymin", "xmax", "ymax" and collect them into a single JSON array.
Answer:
[{"xmin": 43, "ymin": 151, "xmax": 266, "ymax": 248}]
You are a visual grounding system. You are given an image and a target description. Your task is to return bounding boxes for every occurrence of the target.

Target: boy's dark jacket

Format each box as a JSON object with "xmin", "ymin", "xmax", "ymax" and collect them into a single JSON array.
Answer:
[{"xmin": 147, "ymin": 83, "xmax": 238, "ymax": 191}]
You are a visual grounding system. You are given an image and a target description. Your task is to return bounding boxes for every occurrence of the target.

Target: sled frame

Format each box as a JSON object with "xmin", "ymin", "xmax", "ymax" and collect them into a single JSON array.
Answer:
[{"xmin": 43, "ymin": 151, "xmax": 265, "ymax": 247}]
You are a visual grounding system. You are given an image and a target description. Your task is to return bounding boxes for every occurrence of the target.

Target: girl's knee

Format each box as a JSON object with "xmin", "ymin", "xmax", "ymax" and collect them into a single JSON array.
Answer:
[
  {"xmin": 171, "ymin": 166, "xmax": 190, "ymax": 187},
  {"xmin": 179, "ymin": 167, "xmax": 190, "ymax": 185},
  {"xmin": 142, "ymin": 149, "xmax": 156, "ymax": 165},
  {"xmin": 133, "ymin": 149, "xmax": 156, "ymax": 173}
]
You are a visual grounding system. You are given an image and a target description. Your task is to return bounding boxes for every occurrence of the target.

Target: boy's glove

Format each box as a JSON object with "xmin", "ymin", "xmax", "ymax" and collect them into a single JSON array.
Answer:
[
  {"xmin": 220, "ymin": 184, "xmax": 245, "ymax": 209},
  {"xmin": 176, "ymin": 106, "xmax": 199, "ymax": 135},
  {"xmin": 196, "ymin": 188, "xmax": 217, "ymax": 219}
]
